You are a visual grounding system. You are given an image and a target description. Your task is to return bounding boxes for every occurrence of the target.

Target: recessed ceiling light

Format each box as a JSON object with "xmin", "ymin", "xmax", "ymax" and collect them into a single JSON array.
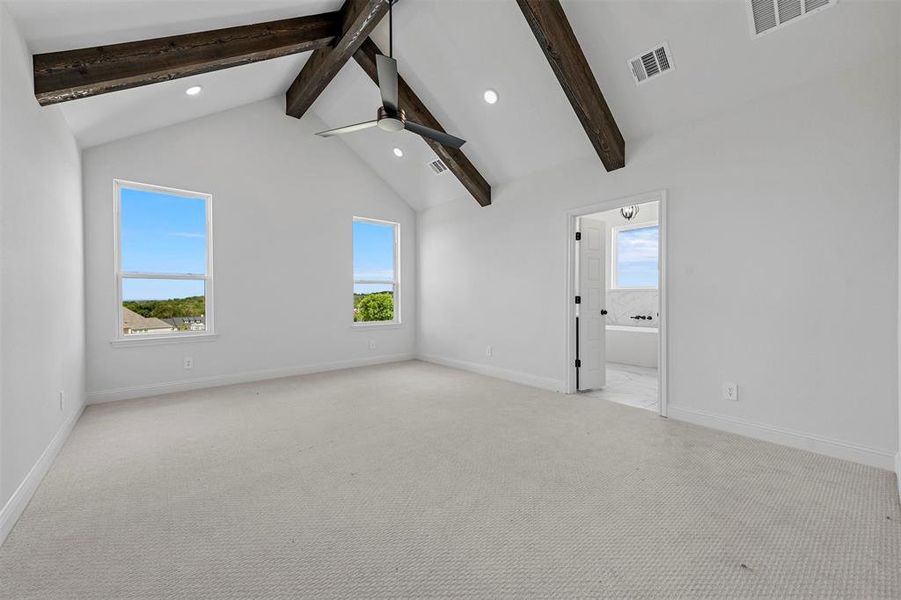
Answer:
[
  {"xmin": 483, "ymin": 89, "xmax": 499, "ymax": 104},
  {"xmin": 393, "ymin": 147, "xmax": 404, "ymax": 158},
  {"xmin": 185, "ymin": 86, "xmax": 203, "ymax": 96}
]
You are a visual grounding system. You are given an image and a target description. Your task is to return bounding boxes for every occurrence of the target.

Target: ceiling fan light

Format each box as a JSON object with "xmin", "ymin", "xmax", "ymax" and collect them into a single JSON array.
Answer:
[{"xmin": 393, "ymin": 147, "xmax": 404, "ymax": 158}]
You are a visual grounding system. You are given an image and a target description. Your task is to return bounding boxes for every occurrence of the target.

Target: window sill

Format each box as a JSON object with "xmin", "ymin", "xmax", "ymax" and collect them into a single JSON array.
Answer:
[
  {"xmin": 111, "ymin": 333, "xmax": 219, "ymax": 348},
  {"xmin": 351, "ymin": 322, "xmax": 404, "ymax": 330}
]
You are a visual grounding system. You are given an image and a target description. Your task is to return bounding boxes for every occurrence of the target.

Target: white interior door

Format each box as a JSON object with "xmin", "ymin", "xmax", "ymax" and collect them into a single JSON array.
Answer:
[{"xmin": 578, "ymin": 217, "xmax": 606, "ymax": 390}]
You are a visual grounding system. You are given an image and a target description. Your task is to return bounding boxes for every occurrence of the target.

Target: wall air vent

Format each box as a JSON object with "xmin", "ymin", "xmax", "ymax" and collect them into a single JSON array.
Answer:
[
  {"xmin": 748, "ymin": 0, "xmax": 836, "ymax": 38},
  {"xmin": 428, "ymin": 158, "xmax": 448, "ymax": 175},
  {"xmin": 628, "ymin": 43, "xmax": 674, "ymax": 86}
]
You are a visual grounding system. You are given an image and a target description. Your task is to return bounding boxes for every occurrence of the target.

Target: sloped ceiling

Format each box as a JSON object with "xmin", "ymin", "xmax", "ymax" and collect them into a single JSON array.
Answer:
[
  {"xmin": 5, "ymin": 0, "xmax": 899, "ymax": 212},
  {"xmin": 7, "ymin": 0, "xmax": 338, "ymax": 51},
  {"xmin": 5, "ymin": 0, "xmax": 339, "ymax": 148}
]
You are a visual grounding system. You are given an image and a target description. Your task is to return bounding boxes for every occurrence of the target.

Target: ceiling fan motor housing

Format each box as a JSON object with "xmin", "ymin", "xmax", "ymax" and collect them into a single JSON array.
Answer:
[{"xmin": 378, "ymin": 106, "xmax": 405, "ymax": 132}]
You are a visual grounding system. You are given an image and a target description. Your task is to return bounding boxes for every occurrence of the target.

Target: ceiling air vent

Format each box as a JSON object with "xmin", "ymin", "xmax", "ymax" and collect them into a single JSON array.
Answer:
[
  {"xmin": 628, "ymin": 43, "xmax": 674, "ymax": 86},
  {"xmin": 428, "ymin": 158, "xmax": 448, "ymax": 175},
  {"xmin": 748, "ymin": 0, "xmax": 836, "ymax": 38}
]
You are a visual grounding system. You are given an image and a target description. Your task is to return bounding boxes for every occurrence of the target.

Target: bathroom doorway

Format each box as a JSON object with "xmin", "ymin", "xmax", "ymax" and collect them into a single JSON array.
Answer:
[{"xmin": 565, "ymin": 191, "xmax": 667, "ymax": 416}]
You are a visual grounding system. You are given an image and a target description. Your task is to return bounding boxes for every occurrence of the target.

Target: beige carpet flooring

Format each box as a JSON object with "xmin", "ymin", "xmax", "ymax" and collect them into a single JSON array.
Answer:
[{"xmin": 1, "ymin": 360, "xmax": 899, "ymax": 599}]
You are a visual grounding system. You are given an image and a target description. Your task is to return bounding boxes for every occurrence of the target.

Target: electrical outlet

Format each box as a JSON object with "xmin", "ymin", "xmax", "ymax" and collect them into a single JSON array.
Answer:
[
  {"xmin": 368, "ymin": 339, "xmax": 376, "ymax": 350},
  {"xmin": 184, "ymin": 357, "xmax": 194, "ymax": 370},
  {"xmin": 486, "ymin": 345, "xmax": 493, "ymax": 357},
  {"xmin": 722, "ymin": 382, "xmax": 738, "ymax": 402},
  {"xmin": 58, "ymin": 391, "xmax": 64, "ymax": 412}
]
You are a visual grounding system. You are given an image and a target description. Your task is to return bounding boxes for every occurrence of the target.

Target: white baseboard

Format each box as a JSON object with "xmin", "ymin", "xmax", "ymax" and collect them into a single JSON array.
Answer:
[
  {"xmin": 418, "ymin": 354, "xmax": 565, "ymax": 393},
  {"xmin": 668, "ymin": 405, "xmax": 895, "ymax": 471},
  {"xmin": 0, "ymin": 403, "xmax": 85, "ymax": 546},
  {"xmin": 895, "ymin": 452, "xmax": 900, "ymax": 501},
  {"xmin": 86, "ymin": 353, "xmax": 415, "ymax": 404}
]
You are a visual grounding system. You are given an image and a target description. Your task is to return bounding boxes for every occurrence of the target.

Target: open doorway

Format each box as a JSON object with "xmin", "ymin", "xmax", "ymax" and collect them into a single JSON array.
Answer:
[{"xmin": 565, "ymin": 191, "xmax": 667, "ymax": 416}]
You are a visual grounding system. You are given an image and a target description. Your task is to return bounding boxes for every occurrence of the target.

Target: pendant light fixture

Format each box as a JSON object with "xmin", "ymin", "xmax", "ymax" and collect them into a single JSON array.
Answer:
[{"xmin": 620, "ymin": 205, "xmax": 639, "ymax": 221}]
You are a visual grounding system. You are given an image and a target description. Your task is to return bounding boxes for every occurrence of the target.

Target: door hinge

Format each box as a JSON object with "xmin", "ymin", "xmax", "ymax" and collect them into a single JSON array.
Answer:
[
  {"xmin": 575, "ymin": 231, "xmax": 581, "ymax": 241},
  {"xmin": 574, "ymin": 359, "xmax": 581, "ymax": 368},
  {"xmin": 574, "ymin": 296, "xmax": 581, "ymax": 304}
]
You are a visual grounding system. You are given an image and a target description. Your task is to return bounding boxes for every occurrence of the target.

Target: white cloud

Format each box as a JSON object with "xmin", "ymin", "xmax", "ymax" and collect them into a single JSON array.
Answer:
[{"xmin": 618, "ymin": 227, "xmax": 659, "ymax": 262}]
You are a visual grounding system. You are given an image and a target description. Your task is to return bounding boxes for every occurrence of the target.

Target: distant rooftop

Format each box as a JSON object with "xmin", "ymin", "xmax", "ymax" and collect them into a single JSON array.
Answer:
[{"xmin": 122, "ymin": 307, "xmax": 174, "ymax": 332}]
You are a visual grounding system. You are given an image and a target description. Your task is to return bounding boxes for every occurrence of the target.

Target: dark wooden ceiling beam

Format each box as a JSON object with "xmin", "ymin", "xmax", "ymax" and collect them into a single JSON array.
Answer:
[
  {"xmin": 353, "ymin": 38, "xmax": 491, "ymax": 207},
  {"xmin": 33, "ymin": 12, "xmax": 342, "ymax": 106},
  {"xmin": 516, "ymin": 0, "xmax": 625, "ymax": 171},
  {"xmin": 285, "ymin": 0, "xmax": 390, "ymax": 119}
]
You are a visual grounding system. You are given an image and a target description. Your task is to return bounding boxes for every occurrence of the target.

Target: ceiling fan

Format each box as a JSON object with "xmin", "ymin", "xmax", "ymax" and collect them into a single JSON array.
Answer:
[{"xmin": 315, "ymin": 1, "xmax": 466, "ymax": 149}]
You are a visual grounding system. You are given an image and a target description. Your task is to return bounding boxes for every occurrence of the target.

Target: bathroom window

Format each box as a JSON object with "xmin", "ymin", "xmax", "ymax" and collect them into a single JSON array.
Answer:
[{"xmin": 612, "ymin": 224, "xmax": 659, "ymax": 289}]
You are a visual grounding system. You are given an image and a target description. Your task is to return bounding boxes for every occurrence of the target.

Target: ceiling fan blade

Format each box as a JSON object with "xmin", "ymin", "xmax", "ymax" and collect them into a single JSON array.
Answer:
[
  {"xmin": 404, "ymin": 120, "xmax": 466, "ymax": 149},
  {"xmin": 315, "ymin": 120, "xmax": 379, "ymax": 138},
  {"xmin": 376, "ymin": 54, "xmax": 399, "ymax": 113}
]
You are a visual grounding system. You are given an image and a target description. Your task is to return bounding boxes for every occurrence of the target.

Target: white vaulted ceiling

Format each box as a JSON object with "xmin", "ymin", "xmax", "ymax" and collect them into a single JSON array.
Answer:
[
  {"xmin": 5, "ymin": 0, "xmax": 899, "ymax": 210},
  {"xmin": 4, "ymin": 0, "xmax": 339, "ymax": 147}
]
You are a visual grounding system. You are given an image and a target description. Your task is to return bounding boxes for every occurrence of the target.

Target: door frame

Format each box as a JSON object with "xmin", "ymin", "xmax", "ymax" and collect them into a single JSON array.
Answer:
[{"xmin": 564, "ymin": 189, "xmax": 669, "ymax": 417}]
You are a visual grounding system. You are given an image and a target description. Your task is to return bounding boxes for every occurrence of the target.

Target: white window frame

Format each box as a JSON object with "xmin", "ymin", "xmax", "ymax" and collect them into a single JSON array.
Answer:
[
  {"xmin": 352, "ymin": 216, "xmax": 401, "ymax": 327},
  {"xmin": 610, "ymin": 222, "xmax": 659, "ymax": 291},
  {"xmin": 113, "ymin": 179, "xmax": 215, "ymax": 345}
]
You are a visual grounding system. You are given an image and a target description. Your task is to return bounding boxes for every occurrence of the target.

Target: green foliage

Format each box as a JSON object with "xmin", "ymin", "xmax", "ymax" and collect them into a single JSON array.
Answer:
[
  {"xmin": 124, "ymin": 296, "xmax": 205, "ymax": 320},
  {"xmin": 354, "ymin": 292, "xmax": 394, "ymax": 322}
]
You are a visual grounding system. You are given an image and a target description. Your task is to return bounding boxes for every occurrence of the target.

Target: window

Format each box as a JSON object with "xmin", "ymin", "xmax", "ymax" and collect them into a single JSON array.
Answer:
[
  {"xmin": 353, "ymin": 217, "xmax": 399, "ymax": 324},
  {"xmin": 612, "ymin": 224, "xmax": 659, "ymax": 289},
  {"xmin": 115, "ymin": 180, "xmax": 213, "ymax": 339}
]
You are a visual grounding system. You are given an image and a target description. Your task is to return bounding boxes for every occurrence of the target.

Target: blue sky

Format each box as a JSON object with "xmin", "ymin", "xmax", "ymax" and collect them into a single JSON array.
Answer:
[
  {"xmin": 616, "ymin": 225, "xmax": 659, "ymax": 288},
  {"xmin": 120, "ymin": 187, "xmax": 206, "ymax": 300},
  {"xmin": 353, "ymin": 220, "xmax": 395, "ymax": 294},
  {"xmin": 121, "ymin": 191, "xmax": 397, "ymax": 300}
]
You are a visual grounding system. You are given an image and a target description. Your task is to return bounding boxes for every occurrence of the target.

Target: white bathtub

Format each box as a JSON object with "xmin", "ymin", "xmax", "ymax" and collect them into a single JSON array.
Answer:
[{"xmin": 606, "ymin": 325, "xmax": 658, "ymax": 368}]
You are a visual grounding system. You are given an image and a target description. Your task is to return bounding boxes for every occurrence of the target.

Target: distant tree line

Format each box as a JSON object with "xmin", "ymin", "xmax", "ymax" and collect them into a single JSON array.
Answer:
[
  {"xmin": 125, "ymin": 292, "xmax": 390, "ymax": 322},
  {"xmin": 124, "ymin": 296, "xmax": 205, "ymax": 319}
]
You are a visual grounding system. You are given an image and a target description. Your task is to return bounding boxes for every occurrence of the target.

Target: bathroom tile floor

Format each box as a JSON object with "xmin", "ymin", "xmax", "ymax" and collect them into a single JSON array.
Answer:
[{"xmin": 583, "ymin": 363, "xmax": 658, "ymax": 412}]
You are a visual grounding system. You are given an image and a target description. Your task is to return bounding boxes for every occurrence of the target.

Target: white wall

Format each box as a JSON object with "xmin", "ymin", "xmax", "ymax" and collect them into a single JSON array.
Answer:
[
  {"xmin": 419, "ymin": 58, "xmax": 900, "ymax": 469},
  {"xmin": 83, "ymin": 98, "xmax": 416, "ymax": 401},
  {"xmin": 0, "ymin": 6, "xmax": 85, "ymax": 538},
  {"xmin": 897, "ymin": 8, "xmax": 901, "ymax": 492}
]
